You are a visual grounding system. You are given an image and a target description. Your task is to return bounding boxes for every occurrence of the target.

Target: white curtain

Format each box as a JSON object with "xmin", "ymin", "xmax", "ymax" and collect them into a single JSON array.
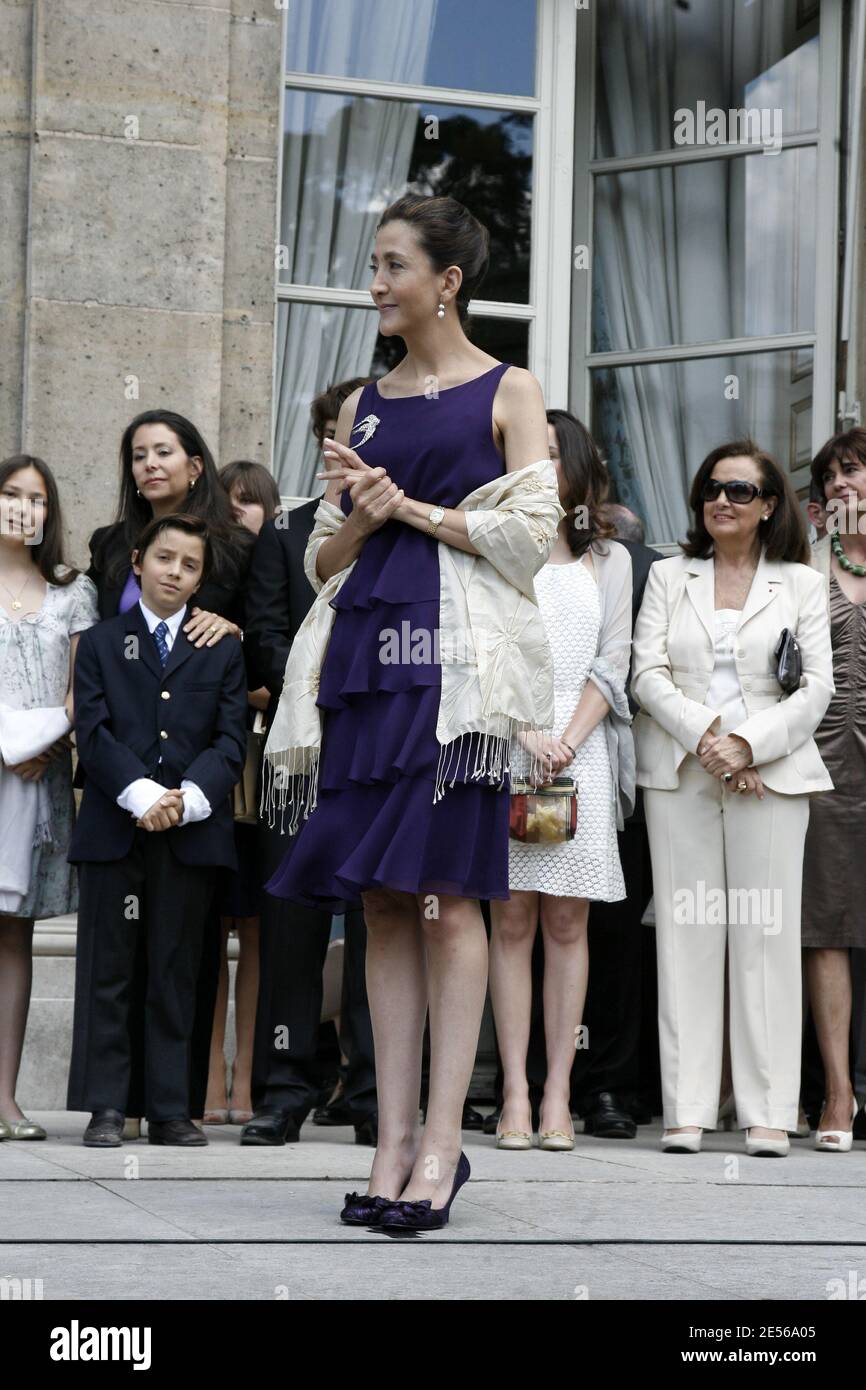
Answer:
[
  {"xmin": 594, "ymin": 0, "xmax": 816, "ymax": 544},
  {"xmin": 274, "ymin": 0, "xmax": 439, "ymax": 496}
]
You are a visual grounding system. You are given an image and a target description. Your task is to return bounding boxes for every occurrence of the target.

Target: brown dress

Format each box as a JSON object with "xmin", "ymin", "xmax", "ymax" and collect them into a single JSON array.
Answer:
[{"xmin": 801, "ymin": 572, "xmax": 866, "ymax": 948}]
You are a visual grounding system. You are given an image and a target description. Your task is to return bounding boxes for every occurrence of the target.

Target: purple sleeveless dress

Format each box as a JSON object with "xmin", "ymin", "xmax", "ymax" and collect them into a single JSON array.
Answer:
[{"xmin": 265, "ymin": 362, "xmax": 513, "ymax": 911}]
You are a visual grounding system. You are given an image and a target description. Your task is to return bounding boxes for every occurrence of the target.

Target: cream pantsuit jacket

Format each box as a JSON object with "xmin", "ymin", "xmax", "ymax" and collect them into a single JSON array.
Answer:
[{"xmin": 631, "ymin": 550, "xmax": 834, "ymax": 793}]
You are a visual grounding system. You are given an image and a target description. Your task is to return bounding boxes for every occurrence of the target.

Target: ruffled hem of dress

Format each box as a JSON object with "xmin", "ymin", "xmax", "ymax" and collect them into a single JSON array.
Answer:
[{"xmin": 264, "ymin": 775, "xmax": 511, "ymax": 908}]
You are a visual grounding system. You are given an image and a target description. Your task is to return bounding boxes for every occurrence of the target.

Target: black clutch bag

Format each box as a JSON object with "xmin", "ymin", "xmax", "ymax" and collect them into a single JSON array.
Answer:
[{"xmin": 774, "ymin": 628, "xmax": 802, "ymax": 694}]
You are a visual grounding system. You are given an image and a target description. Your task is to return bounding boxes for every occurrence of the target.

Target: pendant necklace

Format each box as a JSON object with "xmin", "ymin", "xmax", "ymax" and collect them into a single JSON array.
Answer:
[{"xmin": 0, "ymin": 572, "xmax": 32, "ymax": 611}]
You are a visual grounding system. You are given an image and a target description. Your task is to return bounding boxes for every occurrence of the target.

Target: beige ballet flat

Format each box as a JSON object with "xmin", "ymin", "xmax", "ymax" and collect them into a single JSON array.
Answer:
[
  {"xmin": 3, "ymin": 1117, "xmax": 47, "ymax": 1140},
  {"xmin": 538, "ymin": 1128, "xmax": 575, "ymax": 1151},
  {"xmin": 0, "ymin": 1119, "xmax": 10, "ymax": 1140},
  {"xmin": 496, "ymin": 1124, "xmax": 533, "ymax": 1150},
  {"xmin": 122, "ymin": 1117, "xmax": 142, "ymax": 1140}
]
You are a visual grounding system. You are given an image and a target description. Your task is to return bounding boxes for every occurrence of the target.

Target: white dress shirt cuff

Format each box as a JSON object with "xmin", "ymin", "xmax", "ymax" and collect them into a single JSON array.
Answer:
[
  {"xmin": 117, "ymin": 778, "xmax": 168, "ymax": 821},
  {"xmin": 179, "ymin": 780, "xmax": 211, "ymax": 825}
]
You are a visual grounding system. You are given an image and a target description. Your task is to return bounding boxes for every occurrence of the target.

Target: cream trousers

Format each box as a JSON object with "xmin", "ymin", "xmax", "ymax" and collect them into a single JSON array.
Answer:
[{"xmin": 644, "ymin": 754, "xmax": 810, "ymax": 1131}]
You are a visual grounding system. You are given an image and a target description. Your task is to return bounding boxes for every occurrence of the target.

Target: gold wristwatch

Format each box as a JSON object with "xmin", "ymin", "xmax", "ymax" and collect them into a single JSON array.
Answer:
[{"xmin": 426, "ymin": 505, "xmax": 446, "ymax": 537}]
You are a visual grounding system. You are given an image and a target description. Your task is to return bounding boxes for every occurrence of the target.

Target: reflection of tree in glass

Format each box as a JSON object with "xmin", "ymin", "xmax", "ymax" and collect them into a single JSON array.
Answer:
[{"xmin": 404, "ymin": 111, "xmax": 532, "ymax": 308}]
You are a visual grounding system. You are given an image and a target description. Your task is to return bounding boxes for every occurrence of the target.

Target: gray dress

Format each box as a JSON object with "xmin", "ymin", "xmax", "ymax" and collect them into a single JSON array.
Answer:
[
  {"xmin": 0, "ymin": 573, "xmax": 99, "ymax": 919},
  {"xmin": 801, "ymin": 573, "xmax": 866, "ymax": 949}
]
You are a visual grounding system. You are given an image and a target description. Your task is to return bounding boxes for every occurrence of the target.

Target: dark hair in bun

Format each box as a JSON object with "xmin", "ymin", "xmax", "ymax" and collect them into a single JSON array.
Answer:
[{"xmin": 377, "ymin": 194, "xmax": 490, "ymax": 327}]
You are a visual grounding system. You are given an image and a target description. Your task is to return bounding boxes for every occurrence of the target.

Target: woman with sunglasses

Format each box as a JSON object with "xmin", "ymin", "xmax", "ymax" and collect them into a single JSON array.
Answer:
[{"xmin": 631, "ymin": 441, "xmax": 833, "ymax": 1156}]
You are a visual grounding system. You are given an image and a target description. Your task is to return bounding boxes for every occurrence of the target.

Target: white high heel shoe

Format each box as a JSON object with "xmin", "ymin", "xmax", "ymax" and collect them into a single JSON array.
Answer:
[
  {"xmin": 745, "ymin": 1128, "xmax": 789, "ymax": 1157},
  {"xmin": 661, "ymin": 1128, "xmax": 702, "ymax": 1153},
  {"xmin": 815, "ymin": 1097, "xmax": 859, "ymax": 1153}
]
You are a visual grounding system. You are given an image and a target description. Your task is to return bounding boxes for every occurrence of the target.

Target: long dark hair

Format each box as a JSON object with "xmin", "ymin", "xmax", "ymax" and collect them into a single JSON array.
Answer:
[
  {"xmin": 682, "ymin": 439, "xmax": 808, "ymax": 564},
  {"xmin": 105, "ymin": 410, "xmax": 249, "ymax": 588},
  {"xmin": 546, "ymin": 410, "xmax": 615, "ymax": 559},
  {"xmin": 0, "ymin": 454, "xmax": 78, "ymax": 585},
  {"xmin": 377, "ymin": 194, "xmax": 490, "ymax": 330}
]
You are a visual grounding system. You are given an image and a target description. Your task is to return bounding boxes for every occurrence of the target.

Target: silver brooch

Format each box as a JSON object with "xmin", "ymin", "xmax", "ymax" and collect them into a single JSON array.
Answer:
[{"xmin": 351, "ymin": 414, "xmax": 380, "ymax": 446}]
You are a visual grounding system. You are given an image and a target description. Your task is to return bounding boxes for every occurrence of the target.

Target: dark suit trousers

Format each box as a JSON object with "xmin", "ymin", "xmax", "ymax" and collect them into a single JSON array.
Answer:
[
  {"xmin": 571, "ymin": 810, "xmax": 653, "ymax": 1108},
  {"xmin": 252, "ymin": 821, "xmax": 377, "ymax": 1120},
  {"xmin": 67, "ymin": 832, "xmax": 215, "ymax": 1121}
]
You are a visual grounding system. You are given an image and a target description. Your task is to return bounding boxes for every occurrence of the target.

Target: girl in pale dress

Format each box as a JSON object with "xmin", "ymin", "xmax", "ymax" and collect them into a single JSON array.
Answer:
[
  {"xmin": 0, "ymin": 456, "xmax": 98, "ymax": 1139},
  {"xmin": 490, "ymin": 413, "xmax": 634, "ymax": 1150}
]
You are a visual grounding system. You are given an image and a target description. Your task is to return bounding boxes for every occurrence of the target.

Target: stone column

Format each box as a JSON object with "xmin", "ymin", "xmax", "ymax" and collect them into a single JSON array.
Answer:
[{"xmin": 3, "ymin": 0, "xmax": 281, "ymax": 566}]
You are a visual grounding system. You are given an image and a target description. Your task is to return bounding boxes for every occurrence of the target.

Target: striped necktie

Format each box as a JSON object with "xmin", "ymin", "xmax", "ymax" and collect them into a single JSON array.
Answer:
[{"xmin": 152, "ymin": 620, "xmax": 170, "ymax": 668}]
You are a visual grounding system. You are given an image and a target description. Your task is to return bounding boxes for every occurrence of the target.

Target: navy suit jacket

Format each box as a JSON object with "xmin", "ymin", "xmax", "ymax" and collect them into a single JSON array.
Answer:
[{"xmin": 69, "ymin": 604, "xmax": 248, "ymax": 868}]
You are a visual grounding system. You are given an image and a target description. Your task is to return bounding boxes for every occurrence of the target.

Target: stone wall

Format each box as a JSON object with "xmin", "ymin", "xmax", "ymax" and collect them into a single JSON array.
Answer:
[{"xmin": 0, "ymin": 0, "xmax": 281, "ymax": 568}]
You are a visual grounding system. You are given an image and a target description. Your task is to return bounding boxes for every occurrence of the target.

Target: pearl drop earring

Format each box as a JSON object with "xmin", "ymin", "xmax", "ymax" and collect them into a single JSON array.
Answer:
[{"xmin": 437, "ymin": 302, "xmax": 445, "ymax": 319}]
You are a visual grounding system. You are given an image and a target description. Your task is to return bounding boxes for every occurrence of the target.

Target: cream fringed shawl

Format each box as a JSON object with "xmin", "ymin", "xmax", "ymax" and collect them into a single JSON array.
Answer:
[{"xmin": 261, "ymin": 458, "xmax": 566, "ymax": 835}]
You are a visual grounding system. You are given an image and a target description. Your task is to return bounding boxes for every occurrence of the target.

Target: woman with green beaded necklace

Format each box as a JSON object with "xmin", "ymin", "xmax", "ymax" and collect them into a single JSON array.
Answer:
[{"xmin": 801, "ymin": 428, "xmax": 866, "ymax": 1152}]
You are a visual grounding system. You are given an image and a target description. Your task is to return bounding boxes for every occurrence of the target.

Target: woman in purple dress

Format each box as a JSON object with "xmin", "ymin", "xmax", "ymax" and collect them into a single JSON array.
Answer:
[{"xmin": 266, "ymin": 194, "xmax": 562, "ymax": 1231}]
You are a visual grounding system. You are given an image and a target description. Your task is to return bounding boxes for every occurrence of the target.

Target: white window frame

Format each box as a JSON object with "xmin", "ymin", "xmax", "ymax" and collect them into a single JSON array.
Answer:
[
  {"xmin": 570, "ymin": 0, "xmax": 844, "ymax": 542},
  {"xmin": 272, "ymin": 0, "xmax": 577, "ymax": 494}
]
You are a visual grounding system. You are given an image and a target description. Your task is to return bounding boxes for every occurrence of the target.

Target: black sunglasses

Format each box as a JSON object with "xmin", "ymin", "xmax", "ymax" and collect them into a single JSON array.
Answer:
[{"xmin": 701, "ymin": 478, "xmax": 769, "ymax": 506}]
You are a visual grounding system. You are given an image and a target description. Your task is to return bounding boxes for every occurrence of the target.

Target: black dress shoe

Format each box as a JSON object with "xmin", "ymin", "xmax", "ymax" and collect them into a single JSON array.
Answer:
[
  {"xmin": 313, "ymin": 1098, "xmax": 354, "ymax": 1126},
  {"xmin": 482, "ymin": 1107, "xmax": 500, "ymax": 1136},
  {"xmin": 354, "ymin": 1113, "xmax": 378, "ymax": 1146},
  {"xmin": 462, "ymin": 1103, "xmax": 485, "ymax": 1131},
  {"xmin": 583, "ymin": 1092, "xmax": 637, "ymax": 1139},
  {"xmin": 239, "ymin": 1107, "xmax": 301, "ymax": 1146},
  {"xmin": 83, "ymin": 1109, "xmax": 125, "ymax": 1147},
  {"xmin": 148, "ymin": 1118, "xmax": 208, "ymax": 1146}
]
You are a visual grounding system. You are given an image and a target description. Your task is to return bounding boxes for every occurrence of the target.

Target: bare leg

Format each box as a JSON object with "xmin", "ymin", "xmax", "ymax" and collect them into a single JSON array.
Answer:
[
  {"xmin": 204, "ymin": 922, "xmax": 230, "ymax": 1115},
  {"xmin": 488, "ymin": 891, "xmax": 538, "ymax": 1134},
  {"xmin": 0, "ymin": 915, "xmax": 34, "ymax": 1123},
  {"xmin": 320, "ymin": 938, "xmax": 344, "ymax": 1024},
  {"xmin": 399, "ymin": 893, "xmax": 488, "ymax": 1207},
  {"xmin": 805, "ymin": 946, "xmax": 855, "ymax": 1138},
  {"xmin": 229, "ymin": 917, "xmax": 260, "ymax": 1114},
  {"xmin": 363, "ymin": 888, "xmax": 426, "ymax": 1198},
  {"xmin": 539, "ymin": 894, "xmax": 588, "ymax": 1133}
]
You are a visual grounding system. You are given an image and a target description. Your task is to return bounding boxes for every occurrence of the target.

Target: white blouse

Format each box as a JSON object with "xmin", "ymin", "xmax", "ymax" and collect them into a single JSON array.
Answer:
[{"xmin": 704, "ymin": 608, "xmax": 748, "ymax": 734}]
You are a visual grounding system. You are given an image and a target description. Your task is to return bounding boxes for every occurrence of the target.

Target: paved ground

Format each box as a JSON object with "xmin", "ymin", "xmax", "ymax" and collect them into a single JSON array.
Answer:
[{"xmin": 2, "ymin": 1113, "xmax": 866, "ymax": 1300}]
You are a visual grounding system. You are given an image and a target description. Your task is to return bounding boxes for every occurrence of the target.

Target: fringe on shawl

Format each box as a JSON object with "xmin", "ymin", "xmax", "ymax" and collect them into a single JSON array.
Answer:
[
  {"xmin": 260, "ymin": 718, "xmax": 551, "ymax": 836},
  {"xmin": 260, "ymin": 745, "xmax": 322, "ymax": 839}
]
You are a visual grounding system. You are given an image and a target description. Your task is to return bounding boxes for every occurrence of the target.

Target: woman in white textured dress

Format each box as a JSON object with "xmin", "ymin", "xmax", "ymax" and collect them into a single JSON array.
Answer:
[
  {"xmin": 0, "ymin": 456, "xmax": 99, "ymax": 1140},
  {"xmin": 490, "ymin": 412, "xmax": 635, "ymax": 1151}
]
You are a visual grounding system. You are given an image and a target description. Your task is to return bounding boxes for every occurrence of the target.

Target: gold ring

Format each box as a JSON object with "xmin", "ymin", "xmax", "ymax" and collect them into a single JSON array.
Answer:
[
  {"xmin": 209, "ymin": 625, "xmax": 218, "ymax": 634},
  {"xmin": 737, "ymin": 780, "xmax": 748, "ymax": 792}
]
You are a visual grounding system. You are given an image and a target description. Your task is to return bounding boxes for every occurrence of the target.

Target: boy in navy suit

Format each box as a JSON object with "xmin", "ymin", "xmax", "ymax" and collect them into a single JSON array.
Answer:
[{"xmin": 67, "ymin": 515, "xmax": 247, "ymax": 1146}]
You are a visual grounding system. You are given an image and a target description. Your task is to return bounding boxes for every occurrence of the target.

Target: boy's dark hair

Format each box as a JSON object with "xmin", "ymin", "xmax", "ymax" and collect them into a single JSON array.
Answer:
[
  {"xmin": 133, "ymin": 513, "xmax": 211, "ymax": 582},
  {"xmin": 309, "ymin": 378, "xmax": 372, "ymax": 444},
  {"xmin": 218, "ymin": 459, "xmax": 281, "ymax": 516}
]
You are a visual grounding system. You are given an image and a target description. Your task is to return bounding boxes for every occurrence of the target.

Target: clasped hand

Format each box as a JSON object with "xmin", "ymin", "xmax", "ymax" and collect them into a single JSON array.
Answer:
[
  {"xmin": 697, "ymin": 733, "xmax": 764, "ymax": 798},
  {"xmin": 137, "ymin": 789, "xmax": 185, "ymax": 832},
  {"xmin": 317, "ymin": 439, "xmax": 405, "ymax": 537},
  {"xmin": 519, "ymin": 731, "xmax": 575, "ymax": 785},
  {"xmin": 7, "ymin": 733, "xmax": 74, "ymax": 783}
]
